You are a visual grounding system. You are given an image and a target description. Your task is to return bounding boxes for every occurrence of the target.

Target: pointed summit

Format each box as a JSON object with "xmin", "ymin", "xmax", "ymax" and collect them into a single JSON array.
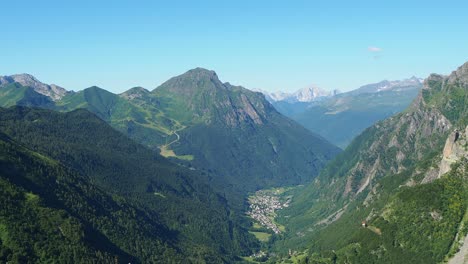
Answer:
[
  {"xmin": 185, "ymin": 67, "xmax": 219, "ymax": 79},
  {"xmin": 120, "ymin": 86, "xmax": 150, "ymax": 100},
  {"xmin": 293, "ymin": 86, "xmax": 333, "ymax": 102},
  {"xmin": 152, "ymin": 67, "xmax": 227, "ymax": 101}
]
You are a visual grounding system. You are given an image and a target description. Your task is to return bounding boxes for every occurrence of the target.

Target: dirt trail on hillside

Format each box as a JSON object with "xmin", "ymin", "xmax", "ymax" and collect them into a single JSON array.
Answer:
[{"xmin": 166, "ymin": 131, "xmax": 180, "ymax": 147}]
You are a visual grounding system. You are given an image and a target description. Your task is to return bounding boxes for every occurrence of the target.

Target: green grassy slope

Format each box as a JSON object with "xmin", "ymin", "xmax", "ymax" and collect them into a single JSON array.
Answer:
[
  {"xmin": 57, "ymin": 86, "xmax": 173, "ymax": 148},
  {"xmin": 0, "ymin": 83, "xmax": 54, "ymax": 108}
]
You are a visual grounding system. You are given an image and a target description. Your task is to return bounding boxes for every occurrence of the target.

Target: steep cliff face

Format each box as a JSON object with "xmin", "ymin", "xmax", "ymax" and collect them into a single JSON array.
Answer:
[
  {"xmin": 331, "ymin": 62, "xmax": 468, "ymax": 199},
  {"xmin": 312, "ymin": 76, "xmax": 455, "ymax": 202},
  {"xmin": 438, "ymin": 126, "xmax": 468, "ymax": 177}
]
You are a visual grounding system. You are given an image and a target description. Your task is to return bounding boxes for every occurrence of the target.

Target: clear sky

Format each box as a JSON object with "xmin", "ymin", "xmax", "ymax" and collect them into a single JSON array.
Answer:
[{"xmin": 1, "ymin": 0, "xmax": 467, "ymax": 93}]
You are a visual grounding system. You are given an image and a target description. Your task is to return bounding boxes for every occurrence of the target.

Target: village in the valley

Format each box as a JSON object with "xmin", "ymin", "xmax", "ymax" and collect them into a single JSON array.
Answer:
[{"xmin": 247, "ymin": 188, "xmax": 292, "ymax": 234}]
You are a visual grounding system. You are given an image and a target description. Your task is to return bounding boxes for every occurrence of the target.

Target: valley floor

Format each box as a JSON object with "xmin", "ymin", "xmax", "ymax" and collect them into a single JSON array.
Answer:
[
  {"xmin": 247, "ymin": 187, "xmax": 292, "ymax": 235},
  {"xmin": 245, "ymin": 187, "xmax": 306, "ymax": 262}
]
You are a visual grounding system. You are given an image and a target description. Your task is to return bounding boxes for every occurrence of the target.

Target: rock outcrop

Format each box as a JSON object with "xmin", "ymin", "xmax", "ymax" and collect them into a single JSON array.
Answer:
[
  {"xmin": 439, "ymin": 126, "xmax": 468, "ymax": 177},
  {"xmin": 0, "ymin": 74, "xmax": 68, "ymax": 100},
  {"xmin": 447, "ymin": 61, "xmax": 468, "ymax": 87}
]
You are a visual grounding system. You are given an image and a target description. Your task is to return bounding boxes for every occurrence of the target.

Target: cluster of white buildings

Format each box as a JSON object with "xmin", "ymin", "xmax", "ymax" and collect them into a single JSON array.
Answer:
[{"xmin": 247, "ymin": 190, "xmax": 290, "ymax": 234}]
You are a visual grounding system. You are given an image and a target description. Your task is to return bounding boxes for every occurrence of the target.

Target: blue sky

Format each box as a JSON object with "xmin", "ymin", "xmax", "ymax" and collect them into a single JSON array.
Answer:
[{"xmin": 1, "ymin": 0, "xmax": 467, "ymax": 93}]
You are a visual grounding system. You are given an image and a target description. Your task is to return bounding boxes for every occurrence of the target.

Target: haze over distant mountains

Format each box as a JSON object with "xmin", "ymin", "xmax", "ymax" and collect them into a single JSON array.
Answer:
[
  {"xmin": 260, "ymin": 76, "xmax": 422, "ymax": 103},
  {"xmin": 259, "ymin": 86, "xmax": 340, "ymax": 103},
  {"xmin": 260, "ymin": 77, "xmax": 424, "ymax": 148}
]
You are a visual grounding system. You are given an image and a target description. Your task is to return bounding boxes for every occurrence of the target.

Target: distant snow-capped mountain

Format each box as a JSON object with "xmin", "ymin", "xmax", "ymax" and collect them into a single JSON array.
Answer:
[
  {"xmin": 349, "ymin": 76, "xmax": 423, "ymax": 95},
  {"xmin": 260, "ymin": 76, "xmax": 423, "ymax": 148},
  {"xmin": 258, "ymin": 77, "xmax": 422, "ymax": 104},
  {"xmin": 258, "ymin": 86, "xmax": 338, "ymax": 103},
  {"xmin": 294, "ymin": 86, "xmax": 338, "ymax": 102}
]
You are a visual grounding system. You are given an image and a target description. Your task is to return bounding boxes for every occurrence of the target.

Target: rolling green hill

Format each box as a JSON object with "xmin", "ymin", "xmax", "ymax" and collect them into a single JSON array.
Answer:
[
  {"xmin": 271, "ymin": 62, "xmax": 468, "ymax": 263},
  {"xmin": 0, "ymin": 106, "xmax": 258, "ymax": 263}
]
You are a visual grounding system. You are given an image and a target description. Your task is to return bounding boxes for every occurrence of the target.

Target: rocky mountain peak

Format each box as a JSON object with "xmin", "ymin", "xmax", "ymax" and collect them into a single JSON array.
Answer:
[
  {"xmin": 424, "ymin": 74, "xmax": 445, "ymax": 87},
  {"xmin": 260, "ymin": 86, "xmax": 333, "ymax": 103},
  {"xmin": 186, "ymin": 67, "xmax": 218, "ymax": 79},
  {"xmin": 10, "ymin": 73, "xmax": 40, "ymax": 83},
  {"xmin": 153, "ymin": 67, "xmax": 225, "ymax": 96},
  {"xmin": 179, "ymin": 67, "xmax": 221, "ymax": 86},
  {"xmin": 447, "ymin": 61, "xmax": 468, "ymax": 87},
  {"xmin": 293, "ymin": 86, "xmax": 332, "ymax": 102},
  {"xmin": 151, "ymin": 68, "xmax": 275, "ymax": 127},
  {"xmin": 0, "ymin": 73, "xmax": 68, "ymax": 101}
]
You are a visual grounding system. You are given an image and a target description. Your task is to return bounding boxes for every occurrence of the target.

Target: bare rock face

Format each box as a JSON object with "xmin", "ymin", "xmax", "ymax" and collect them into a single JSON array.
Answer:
[
  {"xmin": 420, "ymin": 168, "xmax": 440, "ymax": 184},
  {"xmin": 154, "ymin": 68, "xmax": 271, "ymax": 128},
  {"xmin": 438, "ymin": 126, "xmax": 468, "ymax": 177},
  {"xmin": 424, "ymin": 73, "xmax": 445, "ymax": 87},
  {"xmin": 342, "ymin": 102, "xmax": 453, "ymax": 198},
  {"xmin": 337, "ymin": 64, "xmax": 465, "ymax": 198},
  {"xmin": 0, "ymin": 74, "xmax": 68, "ymax": 101},
  {"xmin": 447, "ymin": 62, "xmax": 468, "ymax": 87}
]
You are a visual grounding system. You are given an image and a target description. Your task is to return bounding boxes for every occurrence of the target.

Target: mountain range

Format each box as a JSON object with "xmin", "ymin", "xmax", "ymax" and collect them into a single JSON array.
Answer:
[
  {"xmin": 0, "ymin": 62, "xmax": 466, "ymax": 263},
  {"xmin": 0, "ymin": 69, "xmax": 340, "ymax": 202},
  {"xmin": 260, "ymin": 86, "xmax": 340, "ymax": 103},
  {"xmin": 0, "ymin": 74, "xmax": 69, "ymax": 100},
  {"xmin": 263, "ymin": 77, "xmax": 423, "ymax": 148}
]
